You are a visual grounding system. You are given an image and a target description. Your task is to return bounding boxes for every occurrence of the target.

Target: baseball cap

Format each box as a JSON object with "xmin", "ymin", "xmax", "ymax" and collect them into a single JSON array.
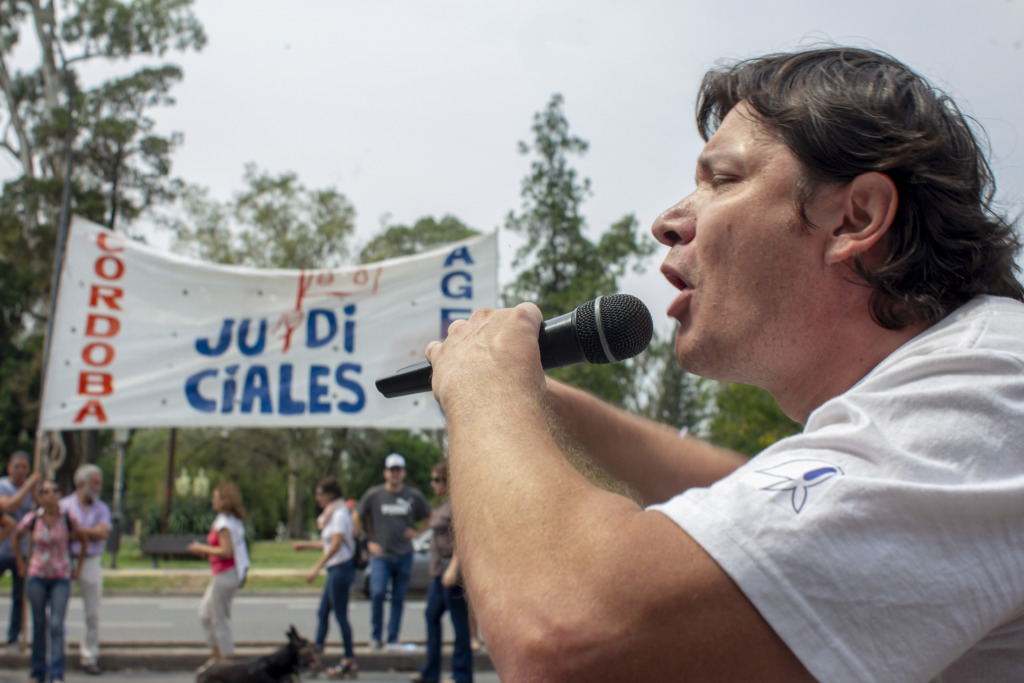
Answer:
[{"xmin": 384, "ymin": 453, "xmax": 406, "ymax": 469}]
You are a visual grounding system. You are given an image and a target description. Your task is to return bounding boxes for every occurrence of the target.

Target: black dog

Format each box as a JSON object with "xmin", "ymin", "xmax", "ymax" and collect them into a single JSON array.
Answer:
[{"xmin": 197, "ymin": 625, "xmax": 321, "ymax": 683}]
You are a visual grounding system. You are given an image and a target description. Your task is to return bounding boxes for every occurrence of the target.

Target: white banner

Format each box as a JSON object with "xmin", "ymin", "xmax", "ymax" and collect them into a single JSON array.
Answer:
[{"xmin": 39, "ymin": 216, "xmax": 498, "ymax": 430}]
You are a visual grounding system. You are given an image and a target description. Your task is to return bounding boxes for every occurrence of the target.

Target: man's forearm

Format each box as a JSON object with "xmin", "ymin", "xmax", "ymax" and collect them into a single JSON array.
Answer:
[{"xmin": 545, "ymin": 379, "xmax": 747, "ymax": 504}]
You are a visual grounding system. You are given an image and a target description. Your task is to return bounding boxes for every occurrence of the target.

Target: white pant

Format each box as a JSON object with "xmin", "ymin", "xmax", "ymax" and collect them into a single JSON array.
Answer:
[
  {"xmin": 198, "ymin": 570, "xmax": 239, "ymax": 656},
  {"xmin": 78, "ymin": 555, "xmax": 103, "ymax": 665}
]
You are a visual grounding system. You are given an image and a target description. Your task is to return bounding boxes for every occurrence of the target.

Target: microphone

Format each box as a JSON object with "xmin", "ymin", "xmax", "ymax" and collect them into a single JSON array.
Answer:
[{"xmin": 375, "ymin": 294, "xmax": 653, "ymax": 398}]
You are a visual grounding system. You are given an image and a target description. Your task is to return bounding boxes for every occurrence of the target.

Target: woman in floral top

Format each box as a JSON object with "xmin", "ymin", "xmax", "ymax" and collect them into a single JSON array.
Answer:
[{"xmin": 13, "ymin": 480, "xmax": 86, "ymax": 683}]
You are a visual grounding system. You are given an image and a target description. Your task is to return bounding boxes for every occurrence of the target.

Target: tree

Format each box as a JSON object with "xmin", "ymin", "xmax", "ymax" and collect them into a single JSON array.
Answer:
[
  {"xmin": 0, "ymin": 0, "xmax": 205, "ymax": 464},
  {"xmin": 504, "ymin": 94, "xmax": 654, "ymax": 403},
  {"xmin": 359, "ymin": 214, "xmax": 478, "ymax": 264},
  {"xmin": 706, "ymin": 382, "xmax": 802, "ymax": 457},
  {"xmin": 169, "ymin": 164, "xmax": 355, "ymax": 268}
]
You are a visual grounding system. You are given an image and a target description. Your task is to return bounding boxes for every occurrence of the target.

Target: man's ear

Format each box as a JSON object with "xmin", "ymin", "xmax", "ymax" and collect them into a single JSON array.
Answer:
[{"xmin": 824, "ymin": 172, "xmax": 898, "ymax": 265}]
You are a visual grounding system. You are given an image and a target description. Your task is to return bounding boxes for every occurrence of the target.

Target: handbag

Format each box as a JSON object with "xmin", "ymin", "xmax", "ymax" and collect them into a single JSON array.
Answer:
[{"xmin": 352, "ymin": 532, "xmax": 370, "ymax": 570}]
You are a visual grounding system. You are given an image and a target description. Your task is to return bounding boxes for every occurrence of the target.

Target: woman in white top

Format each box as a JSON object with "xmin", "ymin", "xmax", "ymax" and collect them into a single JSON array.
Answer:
[{"xmin": 294, "ymin": 476, "xmax": 357, "ymax": 679}]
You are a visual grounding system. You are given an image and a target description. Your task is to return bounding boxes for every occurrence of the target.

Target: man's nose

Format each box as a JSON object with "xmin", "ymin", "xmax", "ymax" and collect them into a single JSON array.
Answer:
[{"xmin": 651, "ymin": 195, "xmax": 697, "ymax": 247}]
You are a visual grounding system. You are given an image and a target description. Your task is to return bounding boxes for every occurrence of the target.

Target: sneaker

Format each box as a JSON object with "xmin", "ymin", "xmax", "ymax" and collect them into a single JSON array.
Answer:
[
  {"xmin": 370, "ymin": 640, "xmax": 383, "ymax": 650},
  {"xmin": 82, "ymin": 662, "xmax": 102, "ymax": 675},
  {"xmin": 5, "ymin": 642, "xmax": 21, "ymax": 654}
]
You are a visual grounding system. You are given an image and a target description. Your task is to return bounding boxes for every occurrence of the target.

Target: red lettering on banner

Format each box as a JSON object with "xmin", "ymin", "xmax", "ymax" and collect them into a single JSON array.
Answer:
[
  {"xmin": 82, "ymin": 343, "xmax": 115, "ymax": 367},
  {"xmin": 78, "ymin": 372, "xmax": 113, "ymax": 395},
  {"xmin": 89, "ymin": 284, "xmax": 123, "ymax": 310},
  {"xmin": 96, "ymin": 232, "xmax": 124, "ymax": 253},
  {"xmin": 85, "ymin": 313, "xmax": 120, "ymax": 337},
  {"xmin": 74, "ymin": 228, "xmax": 126, "ymax": 424},
  {"xmin": 95, "ymin": 255, "xmax": 124, "ymax": 280},
  {"xmin": 73, "ymin": 401, "xmax": 108, "ymax": 424}
]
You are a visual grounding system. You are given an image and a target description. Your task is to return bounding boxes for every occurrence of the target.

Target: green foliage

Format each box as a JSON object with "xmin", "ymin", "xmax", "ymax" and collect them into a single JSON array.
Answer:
[
  {"xmin": 504, "ymin": 94, "xmax": 655, "ymax": 404},
  {"xmin": 632, "ymin": 331, "xmax": 703, "ymax": 430},
  {"xmin": 169, "ymin": 164, "xmax": 357, "ymax": 269},
  {"xmin": 139, "ymin": 495, "xmax": 214, "ymax": 535},
  {"xmin": 359, "ymin": 214, "xmax": 479, "ymax": 264},
  {"xmin": 706, "ymin": 382, "xmax": 802, "ymax": 457}
]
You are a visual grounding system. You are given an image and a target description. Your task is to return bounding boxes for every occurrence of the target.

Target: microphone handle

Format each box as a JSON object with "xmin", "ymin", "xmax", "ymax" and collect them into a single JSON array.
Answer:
[
  {"xmin": 375, "ymin": 311, "xmax": 586, "ymax": 398},
  {"xmin": 376, "ymin": 359, "xmax": 433, "ymax": 398}
]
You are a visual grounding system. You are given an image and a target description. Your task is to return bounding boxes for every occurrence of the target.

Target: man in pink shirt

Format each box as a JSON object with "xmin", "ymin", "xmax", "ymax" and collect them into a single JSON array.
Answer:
[{"xmin": 59, "ymin": 464, "xmax": 110, "ymax": 676}]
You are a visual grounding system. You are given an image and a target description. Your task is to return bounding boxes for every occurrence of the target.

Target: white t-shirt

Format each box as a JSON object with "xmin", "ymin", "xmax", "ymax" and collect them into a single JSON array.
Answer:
[
  {"xmin": 651, "ymin": 295, "xmax": 1024, "ymax": 682},
  {"xmin": 322, "ymin": 505, "xmax": 354, "ymax": 568},
  {"xmin": 213, "ymin": 513, "xmax": 249, "ymax": 583}
]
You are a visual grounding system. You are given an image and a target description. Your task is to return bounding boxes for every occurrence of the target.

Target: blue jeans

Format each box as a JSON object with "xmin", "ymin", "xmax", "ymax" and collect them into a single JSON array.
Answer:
[
  {"xmin": 0, "ymin": 555, "xmax": 25, "ymax": 643},
  {"xmin": 369, "ymin": 554, "xmax": 413, "ymax": 643},
  {"xmin": 316, "ymin": 560, "xmax": 355, "ymax": 658},
  {"xmin": 420, "ymin": 576, "xmax": 473, "ymax": 683},
  {"xmin": 27, "ymin": 576, "xmax": 70, "ymax": 682}
]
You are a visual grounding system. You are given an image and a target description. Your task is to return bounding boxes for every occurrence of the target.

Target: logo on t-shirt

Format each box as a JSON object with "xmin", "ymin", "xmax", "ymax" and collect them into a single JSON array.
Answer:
[
  {"xmin": 381, "ymin": 497, "xmax": 413, "ymax": 516},
  {"xmin": 756, "ymin": 459, "xmax": 844, "ymax": 513}
]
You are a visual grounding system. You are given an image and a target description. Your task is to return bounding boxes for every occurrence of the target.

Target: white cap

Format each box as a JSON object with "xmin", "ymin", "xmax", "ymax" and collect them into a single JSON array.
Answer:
[{"xmin": 384, "ymin": 453, "xmax": 406, "ymax": 469}]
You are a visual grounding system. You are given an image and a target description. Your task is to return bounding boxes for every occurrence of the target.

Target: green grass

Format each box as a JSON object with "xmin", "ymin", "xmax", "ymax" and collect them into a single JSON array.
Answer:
[{"xmin": 0, "ymin": 537, "xmax": 328, "ymax": 593}]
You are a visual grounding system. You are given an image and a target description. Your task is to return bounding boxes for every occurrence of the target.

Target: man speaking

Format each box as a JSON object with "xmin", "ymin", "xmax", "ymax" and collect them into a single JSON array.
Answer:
[{"xmin": 424, "ymin": 46, "xmax": 1024, "ymax": 681}]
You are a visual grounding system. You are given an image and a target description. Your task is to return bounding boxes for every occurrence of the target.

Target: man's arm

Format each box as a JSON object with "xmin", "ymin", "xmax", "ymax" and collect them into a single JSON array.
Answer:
[
  {"xmin": 0, "ymin": 472, "xmax": 40, "ymax": 514},
  {"xmin": 79, "ymin": 502, "xmax": 111, "ymax": 542},
  {"xmin": 545, "ymin": 379, "xmax": 748, "ymax": 505},
  {"xmin": 426, "ymin": 304, "xmax": 811, "ymax": 682}
]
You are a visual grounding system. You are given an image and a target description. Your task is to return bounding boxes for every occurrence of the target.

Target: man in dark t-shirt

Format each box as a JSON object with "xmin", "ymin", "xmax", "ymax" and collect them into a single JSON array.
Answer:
[{"xmin": 355, "ymin": 453, "xmax": 431, "ymax": 648}]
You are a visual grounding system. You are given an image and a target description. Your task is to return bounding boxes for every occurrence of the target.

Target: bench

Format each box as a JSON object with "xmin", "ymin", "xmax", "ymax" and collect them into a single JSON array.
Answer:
[{"xmin": 140, "ymin": 534, "xmax": 208, "ymax": 568}]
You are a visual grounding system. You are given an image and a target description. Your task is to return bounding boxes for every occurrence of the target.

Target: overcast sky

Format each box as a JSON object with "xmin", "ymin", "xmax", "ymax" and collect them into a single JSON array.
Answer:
[{"xmin": 9, "ymin": 0, "xmax": 1024, "ymax": 328}]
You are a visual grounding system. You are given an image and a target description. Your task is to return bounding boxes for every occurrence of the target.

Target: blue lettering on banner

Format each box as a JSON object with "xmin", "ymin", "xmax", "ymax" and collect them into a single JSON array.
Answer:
[
  {"xmin": 439, "ymin": 244, "xmax": 477, "ymax": 339},
  {"xmin": 184, "ymin": 362, "xmax": 366, "ymax": 415},
  {"xmin": 185, "ymin": 303, "xmax": 365, "ymax": 416}
]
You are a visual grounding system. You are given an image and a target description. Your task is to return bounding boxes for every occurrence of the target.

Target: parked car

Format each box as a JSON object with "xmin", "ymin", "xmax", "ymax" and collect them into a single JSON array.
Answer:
[{"xmin": 352, "ymin": 528, "xmax": 433, "ymax": 598}]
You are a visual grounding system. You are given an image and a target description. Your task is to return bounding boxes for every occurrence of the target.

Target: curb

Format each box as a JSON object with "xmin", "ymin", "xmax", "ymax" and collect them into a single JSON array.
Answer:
[{"xmin": 0, "ymin": 642, "xmax": 493, "ymax": 673}]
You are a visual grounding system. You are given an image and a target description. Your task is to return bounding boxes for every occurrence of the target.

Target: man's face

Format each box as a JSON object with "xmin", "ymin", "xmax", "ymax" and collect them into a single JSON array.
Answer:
[
  {"xmin": 652, "ymin": 103, "xmax": 831, "ymax": 387},
  {"xmin": 7, "ymin": 458, "xmax": 29, "ymax": 485},
  {"xmin": 385, "ymin": 466, "xmax": 406, "ymax": 486},
  {"xmin": 78, "ymin": 472, "xmax": 102, "ymax": 503}
]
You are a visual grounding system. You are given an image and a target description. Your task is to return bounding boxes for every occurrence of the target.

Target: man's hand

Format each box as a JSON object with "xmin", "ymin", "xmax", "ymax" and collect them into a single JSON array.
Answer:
[
  {"xmin": 368, "ymin": 541, "xmax": 383, "ymax": 558},
  {"xmin": 425, "ymin": 303, "xmax": 546, "ymax": 410}
]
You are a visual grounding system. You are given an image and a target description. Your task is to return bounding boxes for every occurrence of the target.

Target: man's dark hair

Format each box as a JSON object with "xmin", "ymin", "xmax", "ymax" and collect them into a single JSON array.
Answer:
[{"xmin": 696, "ymin": 46, "xmax": 1024, "ymax": 329}]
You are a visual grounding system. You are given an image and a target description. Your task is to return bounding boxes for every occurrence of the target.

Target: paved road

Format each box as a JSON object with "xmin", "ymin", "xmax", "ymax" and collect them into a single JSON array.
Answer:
[{"xmin": 2, "ymin": 594, "xmax": 432, "ymax": 645}]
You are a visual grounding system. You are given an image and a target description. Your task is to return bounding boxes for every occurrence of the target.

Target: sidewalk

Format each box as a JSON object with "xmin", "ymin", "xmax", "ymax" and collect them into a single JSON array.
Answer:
[{"xmin": 0, "ymin": 567, "xmax": 494, "ymax": 674}]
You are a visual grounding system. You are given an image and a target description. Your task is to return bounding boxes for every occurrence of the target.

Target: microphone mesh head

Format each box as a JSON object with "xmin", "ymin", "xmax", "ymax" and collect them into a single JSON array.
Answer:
[{"xmin": 575, "ymin": 294, "xmax": 653, "ymax": 364}]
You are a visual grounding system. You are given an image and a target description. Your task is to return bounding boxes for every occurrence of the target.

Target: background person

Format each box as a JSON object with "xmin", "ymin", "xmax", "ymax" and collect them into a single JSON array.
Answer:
[
  {"xmin": 188, "ymin": 481, "xmax": 249, "ymax": 675},
  {"xmin": 355, "ymin": 453, "xmax": 431, "ymax": 649},
  {"xmin": 411, "ymin": 460, "xmax": 472, "ymax": 683},
  {"xmin": 293, "ymin": 476, "xmax": 358, "ymax": 680},
  {"xmin": 424, "ymin": 46, "xmax": 1024, "ymax": 681},
  {"xmin": 59, "ymin": 463, "xmax": 110, "ymax": 676},
  {"xmin": 13, "ymin": 481, "xmax": 86, "ymax": 683},
  {"xmin": 0, "ymin": 450, "xmax": 40, "ymax": 649}
]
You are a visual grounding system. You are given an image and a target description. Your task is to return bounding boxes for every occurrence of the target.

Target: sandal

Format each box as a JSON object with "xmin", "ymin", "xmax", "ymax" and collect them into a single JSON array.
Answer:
[
  {"xmin": 195, "ymin": 657, "xmax": 217, "ymax": 675},
  {"xmin": 326, "ymin": 659, "xmax": 359, "ymax": 679}
]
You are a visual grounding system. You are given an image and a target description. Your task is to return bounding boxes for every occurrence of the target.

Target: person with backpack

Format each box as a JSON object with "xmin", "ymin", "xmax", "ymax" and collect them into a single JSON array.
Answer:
[
  {"xmin": 12, "ymin": 480, "xmax": 86, "ymax": 683},
  {"xmin": 293, "ymin": 476, "xmax": 358, "ymax": 679}
]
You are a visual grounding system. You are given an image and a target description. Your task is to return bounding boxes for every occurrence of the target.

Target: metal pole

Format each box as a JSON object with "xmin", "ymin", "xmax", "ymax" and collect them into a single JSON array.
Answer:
[
  {"xmin": 109, "ymin": 428, "xmax": 130, "ymax": 568},
  {"xmin": 162, "ymin": 428, "xmax": 177, "ymax": 533}
]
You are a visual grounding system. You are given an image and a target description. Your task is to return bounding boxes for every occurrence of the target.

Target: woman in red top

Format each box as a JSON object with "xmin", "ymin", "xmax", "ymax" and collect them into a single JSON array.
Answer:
[{"xmin": 188, "ymin": 481, "xmax": 248, "ymax": 675}]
